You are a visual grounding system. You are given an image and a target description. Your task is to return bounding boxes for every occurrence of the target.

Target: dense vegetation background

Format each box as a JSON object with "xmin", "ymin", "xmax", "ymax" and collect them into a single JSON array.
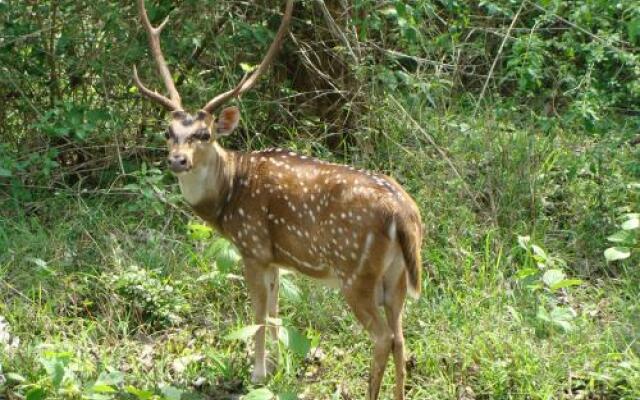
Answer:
[{"xmin": 1, "ymin": 0, "xmax": 639, "ymax": 399}]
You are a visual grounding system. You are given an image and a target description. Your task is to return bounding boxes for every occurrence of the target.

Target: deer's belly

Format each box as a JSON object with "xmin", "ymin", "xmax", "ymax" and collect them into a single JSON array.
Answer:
[
  {"xmin": 315, "ymin": 269, "xmax": 341, "ymax": 289},
  {"xmin": 273, "ymin": 261, "xmax": 342, "ymax": 289}
]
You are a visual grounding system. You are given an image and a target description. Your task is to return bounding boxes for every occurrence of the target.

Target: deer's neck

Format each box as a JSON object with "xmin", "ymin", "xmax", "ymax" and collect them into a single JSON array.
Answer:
[{"xmin": 177, "ymin": 142, "xmax": 245, "ymax": 227}]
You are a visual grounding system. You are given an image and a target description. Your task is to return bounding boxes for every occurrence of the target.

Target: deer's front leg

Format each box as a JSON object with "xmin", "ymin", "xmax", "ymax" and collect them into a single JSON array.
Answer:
[{"xmin": 244, "ymin": 259, "xmax": 276, "ymax": 383}]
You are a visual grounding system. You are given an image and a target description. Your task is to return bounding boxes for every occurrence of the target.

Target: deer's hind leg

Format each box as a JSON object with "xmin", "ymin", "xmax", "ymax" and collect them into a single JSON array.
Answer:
[
  {"xmin": 342, "ymin": 265, "xmax": 393, "ymax": 400},
  {"xmin": 383, "ymin": 256, "xmax": 408, "ymax": 400},
  {"xmin": 267, "ymin": 267, "xmax": 279, "ymax": 372}
]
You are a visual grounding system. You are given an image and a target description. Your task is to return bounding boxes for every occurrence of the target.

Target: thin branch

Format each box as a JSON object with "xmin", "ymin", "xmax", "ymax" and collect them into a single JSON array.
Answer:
[
  {"xmin": 314, "ymin": 0, "xmax": 359, "ymax": 63},
  {"xmin": 473, "ymin": 0, "xmax": 525, "ymax": 117},
  {"xmin": 202, "ymin": 0, "xmax": 294, "ymax": 112},
  {"xmin": 389, "ymin": 96, "xmax": 482, "ymax": 211}
]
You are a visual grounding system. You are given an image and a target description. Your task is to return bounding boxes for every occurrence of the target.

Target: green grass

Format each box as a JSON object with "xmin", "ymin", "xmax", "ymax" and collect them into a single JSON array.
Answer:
[{"xmin": 1, "ymin": 102, "xmax": 639, "ymax": 399}]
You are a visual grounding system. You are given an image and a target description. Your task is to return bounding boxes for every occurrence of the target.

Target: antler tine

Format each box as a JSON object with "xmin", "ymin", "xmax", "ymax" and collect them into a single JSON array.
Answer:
[
  {"xmin": 133, "ymin": 0, "xmax": 182, "ymax": 111},
  {"xmin": 132, "ymin": 66, "xmax": 181, "ymax": 111},
  {"xmin": 202, "ymin": 0, "xmax": 294, "ymax": 113}
]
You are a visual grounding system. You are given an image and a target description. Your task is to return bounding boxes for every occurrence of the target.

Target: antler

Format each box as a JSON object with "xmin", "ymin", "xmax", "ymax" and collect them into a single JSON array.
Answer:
[
  {"xmin": 201, "ymin": 0, "xmax": 294, "ymax": 113},
  {"xmin": 132, "ymin": 0, "xmax": 182, "ymax": 111}
]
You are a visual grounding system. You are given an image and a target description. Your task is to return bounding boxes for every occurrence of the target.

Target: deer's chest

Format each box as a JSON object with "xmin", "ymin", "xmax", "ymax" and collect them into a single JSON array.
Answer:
[{"xmin": 178, "ymin": 169, "xmax": 209, "ymax": 206}]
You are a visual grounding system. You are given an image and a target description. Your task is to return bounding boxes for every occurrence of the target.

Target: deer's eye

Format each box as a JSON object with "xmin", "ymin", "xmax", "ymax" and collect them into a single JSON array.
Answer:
[
  {"xmin": 165, "ymin": 128, "xmax": 175, "ymax": 140},
  {"xmin": 192, "ymin": 129, "xmax": 211, "ymax": 142}
]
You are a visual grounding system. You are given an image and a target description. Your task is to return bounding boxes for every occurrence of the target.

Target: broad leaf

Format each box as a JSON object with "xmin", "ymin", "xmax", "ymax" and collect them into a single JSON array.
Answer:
[
  {"xmin": 94, "ymin": 370, "xmax": 124, "ymax": 387},
  {"xmin": 196, "ymin": 271, "xmax": 220, "ymax": 282},
  {"xmin": 160, "ymin": 385, "xmax": 183, "ymax": 400},
  {"xmin": 243, "ymin": 388, "xmax": 275, "ymax": 400},
  {"xmin": 607, "ymin": 230, "xmax": 634, "ymax": 244},
  {"xmin": 39, "ymin": 359, "xmax": 65, "ymax": 389},
  {"xmin": 26, "ymin": 387, "xmax": 46, "ymax": 400},
  {"xmin": 604, "ymin": 247, "xmax": 630, "ymax": 261},
  {"xmin": 125, "ymin": 386, "xmax": 155, "ymax": 400},
  {"xmin": 6, "ymin": 372, "xmax": 26, "ymax": 382},
  {"xmin": 84, "ymin": 393, "xmax": 114, "ymax": 400},
  {"xmin": 621, "ymin": 216, "xmax": 639, "ymax": 230},
  {"xmin": 517, "ymin": 235, "xmax": 530, "ymax": 250},
  {"xmin": 215, "ymin": 239, "xmax": 241, "ymax": 272},
  {"xmin": 280, "ymin": 276, "xmax": 301, "ymax": 301},
  {"xmin": 514, "ymin": 267, "xmax": 538, "ymax": 280},
  {"xmin": 542, "ymin": 269, "xmax": 565, "ymax": 288},
  {"xmin": 187, "ymin": 223, "xmax": 213, "ymax": 240},
  {"xmin": 549, "ymin": 306, "xmax": 576, "ymax": 332},
  {"xmin": 225, "ymin": 325, "xmax": 262, "ymax": 341},
  {"xmin": 91, "ymin": 384, "xmax": 118, "ymax": 393},
  {"xmin": 531, "ymin": 245, "xmax": 548, "ymax": 261},
  {"xmin": 550, "ymin": 279, "xmax": 583, "ymax": 291},
  {"xmin": 278, "ymin": 326, "xmax": 311, "ymax": 357}
]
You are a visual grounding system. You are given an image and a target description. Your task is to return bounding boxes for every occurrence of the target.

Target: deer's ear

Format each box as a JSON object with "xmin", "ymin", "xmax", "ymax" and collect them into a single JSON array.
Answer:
[{"xmin": 215, "ymin": 106, "xmax": 240, "ymax": 136}]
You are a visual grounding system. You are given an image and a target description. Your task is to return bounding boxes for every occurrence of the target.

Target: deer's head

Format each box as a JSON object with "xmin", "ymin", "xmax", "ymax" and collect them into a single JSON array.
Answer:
[{"xmin": 132, "ymin": 0, "xmax": 293, "ymax": 174}]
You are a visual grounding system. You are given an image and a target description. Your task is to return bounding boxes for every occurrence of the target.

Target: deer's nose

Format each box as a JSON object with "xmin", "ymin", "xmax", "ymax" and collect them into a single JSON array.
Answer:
[{"xmin": 168, "ymin": 154, "xmax": 191, "ymax": 173}]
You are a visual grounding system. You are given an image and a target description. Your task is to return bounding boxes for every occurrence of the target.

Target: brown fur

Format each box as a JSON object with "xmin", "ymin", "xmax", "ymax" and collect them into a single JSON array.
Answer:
[{"xmin": 175, "ymin": 136, "xmax": 423, "ymax": 399}]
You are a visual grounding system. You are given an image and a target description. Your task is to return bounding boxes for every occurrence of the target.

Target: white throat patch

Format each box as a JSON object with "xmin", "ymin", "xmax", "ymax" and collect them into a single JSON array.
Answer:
[{"xmin": 178, "ymin": 167, "xmax": 209, "ymax": 205}]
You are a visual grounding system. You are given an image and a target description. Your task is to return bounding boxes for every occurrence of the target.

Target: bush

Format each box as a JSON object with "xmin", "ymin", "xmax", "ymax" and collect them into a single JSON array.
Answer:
[{"xmin": 105, "ymin": 265, "xmax": 190, "ymax": 327}]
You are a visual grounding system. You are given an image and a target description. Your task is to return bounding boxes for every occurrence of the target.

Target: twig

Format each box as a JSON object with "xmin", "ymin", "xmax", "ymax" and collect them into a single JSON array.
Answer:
[
  {"xmin": 530, "ymin": 2, "xmax": 636, "ymax": 52},
  {"xmin": 0, "ymin": 67, "xmax": 41, "ymax": 116},
  {"xmin": 389, "ymin": 96, "xmax": 482, "ymax": 211},
  {"xmin": 1, "ymin": 279, "xmax": 34, "ymax": 304},
  {"xmin": 473, "ymin": 0, "xmax": 525, "ymax": 117},
  {"xmin": 314, "ymin": 0, "xmax": 359, "ymax": 63}
]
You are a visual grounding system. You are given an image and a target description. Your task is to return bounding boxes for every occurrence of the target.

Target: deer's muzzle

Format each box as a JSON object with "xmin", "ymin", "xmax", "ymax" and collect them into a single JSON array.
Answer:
[{"xmin": 168, "ymin": 153, "xmax": 191, "ymax": 173}]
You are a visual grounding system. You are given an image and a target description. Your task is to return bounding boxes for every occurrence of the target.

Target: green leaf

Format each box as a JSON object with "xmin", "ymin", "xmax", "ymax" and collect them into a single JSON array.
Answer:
[
  {"xmin": 549, "ymin": 306, "xmax": 576, "ymax": 332},
  {"xmin": 542, "ymin": 269, "xmax": 565, "ymax": 288},
  {"xmin": 160, "ymin": 385, "xmax": 184, "ymax": 400},
  {"xmin": 6, "ymin": 372, "xmax": 26, "ymax": 382},
  {"xmin": 604, "ymin": 246, "xmax": 631, "ymax": 261},
  {"xmin": 187, "ymin": 222, "xmax": 213, "ymax": 240},
  {"xmin": 125, "ymin": 386, "xmax": 155, "ymax": 400},
  {"xmin": 380, "ymin": 7, "xmax": 398, "ymax": 17},
  {"xmin": 91, "ymin": 384, "xmax": 118, "ymax": 393},
  {"xmin": 280, "ymin": 276, "xmax": 301, "ymax": 301},
  {"xmin": 621, "ymin": 216, "xmax": 639, "ymax": 230},
  {"xmin": 225, "ymin": 325, "xmax": 262, "ymax": 341},
  {"xmin": 26, "ymin": 387, "xmax": 46, "ymax": 400},
  {"xmin": 39, "ymin": 358, "xmax": 66, "ymax": 389},
  {"xmin": 196, "ymin": 271, "xmax": 220, "ymax": 282},
  {"xmin": 0, "ymin": 167, "xmax": 12, "ymax": 177},
  {"xmin": 607, "ymin": 230, "xmax": 634, "ymax": 244},
  {"xmin": 277, "ymin": 392, "xmax": 297, "ymax": 400},
  {"xmin": 240, "ymin": 63, "xmax": 257, "ymax": 73},
  {"xmin": 216, "ymin": 240, "xmax": 241, "ymax": 272},
  {"xmin": 531, "ymin": 245, "xmax": 547, "ymax": 261},
  {"xmin": 517, "ymin": 235, "xmax": 530, "ymax": 250},
  {"xmin": 628, "ymin": 17, "xmax": 640, "ymax": 43},
  {"xmin": 536, "ymin": 305, "xmax": 550, "ymax": 323},
  {"xmin": 278, "ymin": 326, "xmax": 311, "ymax": 357},
  {"xmin": 550, "ymin": 279, "xmax": 583, "ymax": 291},
  {"xmin": 84, "ymin": 393, "xmax": 114, "ymax": 400},
  {"xmin": 515, "ymin": 267, "xmax": 538, "ymax": 280},
  {"xmin": 243, "ymin": 388, "xmax": 275, "ymax": 400},
  {"xmin": 94, "ymin": 370, "xmax": 124, "ymax": 387}
]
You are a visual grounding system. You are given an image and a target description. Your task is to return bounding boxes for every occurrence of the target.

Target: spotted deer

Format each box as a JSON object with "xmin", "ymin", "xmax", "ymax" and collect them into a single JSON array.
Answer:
[{"xmin": 132, "ymin": 1, "xmax": 423, "ymax": 398}]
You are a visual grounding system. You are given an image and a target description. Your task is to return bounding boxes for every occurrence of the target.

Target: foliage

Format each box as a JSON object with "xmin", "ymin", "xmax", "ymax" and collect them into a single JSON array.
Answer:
[
  {"xmin": 605, "ymin": 183, "xmax": 640, "ymax": 262},
  {"xmin": 105, "ymin": 265, "xmax": 190, "ymax": 326},
  {"xmin": 514, "ymin": 236, "xmax": 583, "ymax": 332}
]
